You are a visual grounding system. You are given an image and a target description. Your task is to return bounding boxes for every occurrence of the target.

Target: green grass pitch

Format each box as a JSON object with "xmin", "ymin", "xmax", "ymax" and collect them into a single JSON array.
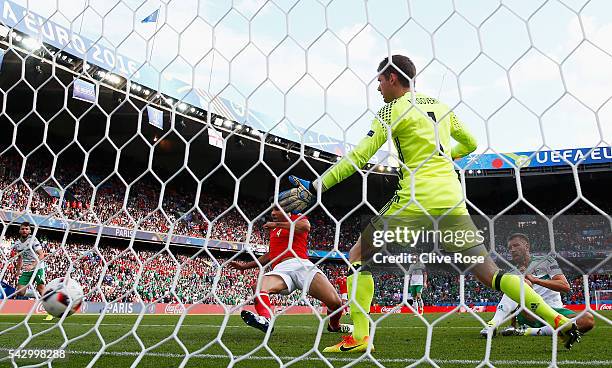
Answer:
[{"xmin": 0, "ymin": 312, "xmax": 610, "ymax": 367}]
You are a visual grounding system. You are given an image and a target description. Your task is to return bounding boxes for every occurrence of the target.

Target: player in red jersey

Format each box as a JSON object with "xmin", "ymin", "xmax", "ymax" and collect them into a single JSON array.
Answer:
[
  {"xmin": 230, "ymin": 205, "xmax": 352, "ymax": 334},
  {"xmin": 336, "ymin": 275, "xmax": 349, "ymax": 315}
]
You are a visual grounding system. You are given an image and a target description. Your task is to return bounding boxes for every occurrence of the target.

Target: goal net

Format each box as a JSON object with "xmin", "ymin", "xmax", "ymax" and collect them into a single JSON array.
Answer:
[{"xmin": 0, "ymin": 0, "xmax": 610, "ymax": 367}]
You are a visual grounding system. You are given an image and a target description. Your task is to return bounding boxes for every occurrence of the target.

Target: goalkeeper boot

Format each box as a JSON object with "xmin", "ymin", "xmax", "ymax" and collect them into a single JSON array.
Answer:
[
  {"xmin": 479, "ymin": 321, "xmax": 497, "ymax": 338},
  {"xmin": 241, "ymin": 310, "xmax": 273, "ymax": 334},
  {"xmin": 322, "ymin": 335, "xmax": 373, "ymax": 353},
  {"xmin": 559, "ymin": 322, "xmax": 582, "ymax": 350},
  {"xmin": 327, "ymin": 323, "xmax": 354, "ymax": 334}
]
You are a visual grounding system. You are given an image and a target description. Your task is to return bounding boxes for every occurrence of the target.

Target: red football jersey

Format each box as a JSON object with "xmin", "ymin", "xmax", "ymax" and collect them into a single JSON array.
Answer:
[
  {"xmin": 268, "ymin": 213, "xmax": 309, "ymax": 268},
  {"xmin": 337, "ymin": 276, "xmax": 348, "ymax": 294}
]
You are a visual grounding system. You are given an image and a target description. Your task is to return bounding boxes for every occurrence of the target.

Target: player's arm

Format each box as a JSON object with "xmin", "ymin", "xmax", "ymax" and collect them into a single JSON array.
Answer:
[
  {"xmin": 31, "ymin": 248, "xmax": 45, "ymax": 270},
  {"xmin": 13, "ymin": 250, "xmax": 22, "ymax": 269},
  {"xmin": 525, "ymin": 258, "xmax": 570, "ymax": 293},
  {"xmin": 525, "ymin": 274, "xmax": 570, "ymax": 293},
  {"xmin": 229, "ymin": 253, "xmax": 271, "ymax": 271},
  {"xmin": 316, "ymin": 115, "xmax": 390, "ymax": 192},
  {"xmin": 264, "ymin": 218, "xmax": 310, "ymax": 233},
  {"xmin": 14, "ymin": 253, "xmax": 22, "ymax": 283},
  {"xmin": 449, "ymin": 112, "xmax": 477, "ymax": 160},
  {"xmin": 278, "ymin": 110, "xmax": 390, "ymax": 213}
]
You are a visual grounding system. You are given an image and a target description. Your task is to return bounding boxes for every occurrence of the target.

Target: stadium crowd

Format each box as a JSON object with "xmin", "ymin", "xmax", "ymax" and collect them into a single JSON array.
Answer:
[
  {"xmin": 1, "ymin": 153, "xmax": 364, "ymax": 250},
  {"xmin": 1, "ymin": 237, "xmax": 608, "ymax": 308},
  {"xmin": 1, "ymin": 152, "xmax": 609, "ymax": 255}
]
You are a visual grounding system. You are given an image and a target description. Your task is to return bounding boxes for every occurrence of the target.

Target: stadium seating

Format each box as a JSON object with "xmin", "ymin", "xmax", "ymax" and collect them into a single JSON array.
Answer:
[{"xmin": 2, "ymin": 237, "xmax": 608, "ymax": 307}]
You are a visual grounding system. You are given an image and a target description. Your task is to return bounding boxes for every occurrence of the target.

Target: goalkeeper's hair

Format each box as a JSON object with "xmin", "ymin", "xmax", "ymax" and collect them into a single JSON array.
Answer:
[{"xmin": 377, "ymin": 54, "xmax": 416, "ymax": 88}]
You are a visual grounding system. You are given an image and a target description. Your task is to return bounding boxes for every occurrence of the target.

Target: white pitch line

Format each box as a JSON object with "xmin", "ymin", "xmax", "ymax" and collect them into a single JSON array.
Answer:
[
  {"xmin": 0, "ymin": 348, "xmax": 609, "ymax": 365},
  {"xmin": 0, "ymin": 322, "xmax": 476, "ymax": 329},
  {"xmin": 1, "ymin": 322, "xmax": 610, "ymax": 330}
]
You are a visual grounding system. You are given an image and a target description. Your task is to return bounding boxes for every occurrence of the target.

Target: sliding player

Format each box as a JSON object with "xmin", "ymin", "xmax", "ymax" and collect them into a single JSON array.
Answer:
[
  {"xmin": 229, "ymin": 206, "xmax": 352, "ymax": 334},
  {"xmin": 278, "ymin": 55, "xmax": 581, "ymax": 352},
  {"xmin": 480, "ymin": 233, "xmax": 594, "ymax": 338}
]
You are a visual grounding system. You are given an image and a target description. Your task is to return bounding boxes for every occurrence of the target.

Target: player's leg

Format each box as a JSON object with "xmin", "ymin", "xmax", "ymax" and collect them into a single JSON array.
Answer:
[
  {"xmin": 241, "ymin": 274, "xmax": 287, "ymax": 333},
  {"xmin": 481, "ymin": 294, "xmax": 518, "ymax": 337},
  {"xmin": 340, "ymin": 293, "xmax": 349, "ymax": 315},
  {"xmin": 14, "ymin": 271, "xmax": 33, "ymax": 298},
  {"xmin": 575, "ymin": 311, "xmax": 595, "ymax": 334},
  {"xmin": 490, "ymin": 294, "xmax": 518, "ymax": 326},
  {"xmin": 442, "ymin": 207, "xmax": 580, "ymax": 348},
  {"xmin": 307, "ymin": 272, "xmax": 352, "ymax": 333},
  {"xmin": 323, "ymin": 234, "xmax": 375, "ymax": 353},
  {"xmin": 257, "ymin": 274, "xmax": 287, "ymax": 317},
  {"xmin": 35, "ymin": 268, "xmax": 46, "ymax": 297},
  {"xmin": 347, "ymin": 233, "xmax": 374, "ymax": 341},
  {"xmin": 415, "ymin": 289, "xmax": 423, "ymax": 314},
  {"xmin": 500, "ymin": 316, "xmax": 524, "ymax": 336},
  {"xmin": 468, "ymin": 254, "xmax": 568, "ymax": 327},
  {"xmin": 521, "ymin": 309, "xmax": 594, "ymax": 336},
  {"xmin": 407, "ymin": 285, "xmax": 415, "ymax": 309},
  {"xmin": 462, "ymin": 249, "xmax": 580, "ymax": 348},
  {"xmin": 519, "ymin": 311, "xmax": 552, "ymax": 336},
  {"xmin": 15, "ymin": 284, "xmax": 28, "ymax": 297}
]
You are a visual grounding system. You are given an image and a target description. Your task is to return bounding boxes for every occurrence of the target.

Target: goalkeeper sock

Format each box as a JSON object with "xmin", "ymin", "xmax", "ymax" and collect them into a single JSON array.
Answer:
[
  {"xmin": 492, "ymin": 272, "xmax": 569, "ymax": 329},
  {"xmin": 348, "ymin": 263, "xmax": 374, "ymax": 341},
  {"xmin": 255, "ymin": 291, "xmax": 272, "ymax": 319}
]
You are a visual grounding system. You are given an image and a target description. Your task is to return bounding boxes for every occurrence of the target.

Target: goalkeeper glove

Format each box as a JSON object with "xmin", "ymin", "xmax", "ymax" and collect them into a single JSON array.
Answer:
[{"xmin": 278, "ymin": 175, "xmax": 316, "ymax": 214}]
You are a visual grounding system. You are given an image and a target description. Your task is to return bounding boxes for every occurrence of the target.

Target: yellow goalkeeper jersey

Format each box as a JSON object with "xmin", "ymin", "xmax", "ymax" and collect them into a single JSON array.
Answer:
[{"xmin": 319, "ymin": 91, "xmax": 477, "ymax": 210}]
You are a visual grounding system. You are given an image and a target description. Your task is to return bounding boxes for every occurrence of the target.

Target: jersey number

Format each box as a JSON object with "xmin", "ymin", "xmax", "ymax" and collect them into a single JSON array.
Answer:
[
  {"xmin": 276, "ymin": 229, "xmax": 282, "ymax": 237},
  {"xmin": 427, "ymin": 112, "xmax": 445, "ymax": 157}
]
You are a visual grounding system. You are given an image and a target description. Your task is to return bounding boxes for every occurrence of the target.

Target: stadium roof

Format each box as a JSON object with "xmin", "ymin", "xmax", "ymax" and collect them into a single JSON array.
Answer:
[{"xmin": 1, "ymin": 1, "xmax": 610, "ymax": 173}]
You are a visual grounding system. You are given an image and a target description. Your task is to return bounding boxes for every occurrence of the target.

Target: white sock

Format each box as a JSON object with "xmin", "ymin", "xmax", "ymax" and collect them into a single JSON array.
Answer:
[
  {"xmin": 524, "ymin": 326, "xmax": 554, "ymax": 336},
  {"xmin": 490, "ymin": 294, "xmax": 518, "ymax": 326}
]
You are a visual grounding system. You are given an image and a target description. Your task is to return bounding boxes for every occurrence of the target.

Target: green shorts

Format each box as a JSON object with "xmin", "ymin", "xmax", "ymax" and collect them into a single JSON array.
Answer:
[
  {"xmin": 18, "ymin": 268, "xmax": 46, "ymax": 286},
  {"xmin": 372, "ymin": 202, "xmax": 482, "ymax": 252},
  {"xmin": 409, "ymin": 285, "xmax": 423, "ymax": 296},
  {"xmin": 517, "ymin": 307, "xmax": 575, "ymax": 328}
]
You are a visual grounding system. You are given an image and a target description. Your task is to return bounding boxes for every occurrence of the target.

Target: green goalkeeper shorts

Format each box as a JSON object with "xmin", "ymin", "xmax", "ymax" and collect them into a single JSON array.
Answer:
[
  {"xmin": 517, "ymin": 307, "xmax": 575, "ymax": 328},
  {"xmin": 18, "ymin": 268, "xmax": 46, "ymax": 286},
  {"xmin": 408, "ymin": 285, "xmax": 423, "ymax": 296},
  {"xmin": 372, "ymin": 200, "xmax": 482, "ymax": 252}
]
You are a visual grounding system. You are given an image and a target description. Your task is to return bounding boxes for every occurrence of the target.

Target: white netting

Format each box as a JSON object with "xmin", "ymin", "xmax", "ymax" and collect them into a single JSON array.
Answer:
[{"xmin": 0, "ymin": 0, "xmax": 610, "ymax": 367}]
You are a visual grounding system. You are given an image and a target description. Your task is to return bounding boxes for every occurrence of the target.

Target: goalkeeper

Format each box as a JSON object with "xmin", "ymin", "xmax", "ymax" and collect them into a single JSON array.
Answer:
[{"xmin": 278, "ymin": 54, "xmax": 581, "ymax": 353}]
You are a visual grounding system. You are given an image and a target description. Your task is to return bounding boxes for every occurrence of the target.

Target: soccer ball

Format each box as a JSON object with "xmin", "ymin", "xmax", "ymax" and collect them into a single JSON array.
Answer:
[{"xmin": 41, "ymin": 278, "xmax": 84, "ymax": 318}]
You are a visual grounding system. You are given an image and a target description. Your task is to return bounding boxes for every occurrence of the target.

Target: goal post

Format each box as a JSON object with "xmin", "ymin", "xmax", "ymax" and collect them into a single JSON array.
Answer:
[{"xmin": 595, "ymin": 290, "xmax": 612, "ymax": 311}]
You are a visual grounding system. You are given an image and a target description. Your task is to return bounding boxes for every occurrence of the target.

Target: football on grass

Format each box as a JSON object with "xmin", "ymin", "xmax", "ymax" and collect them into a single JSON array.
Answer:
[{"xmin": 41, "ymin": 277, "xmax": 84, "ymax": 318}]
